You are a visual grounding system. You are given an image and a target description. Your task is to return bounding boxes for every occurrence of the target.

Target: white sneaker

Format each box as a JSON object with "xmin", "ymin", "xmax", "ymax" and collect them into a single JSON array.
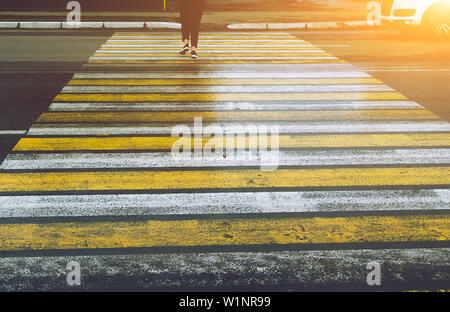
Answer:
[{"xmin": 180, "ymin": 44, "xmax": 189, "ymax": 55}]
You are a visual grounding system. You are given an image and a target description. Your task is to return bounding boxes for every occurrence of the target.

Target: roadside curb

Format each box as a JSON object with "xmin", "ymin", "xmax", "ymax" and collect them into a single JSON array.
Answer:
[
  {"xmin": 0, "ymin": 21, "xmax": 181, "ymax": 29},
  {"xmin": 228, "ymin": 20, "xmax": 381, "ymax": 30},
  {"xmin": 0, "ymin": 20, "xmax": 380, "ymax": 31}
]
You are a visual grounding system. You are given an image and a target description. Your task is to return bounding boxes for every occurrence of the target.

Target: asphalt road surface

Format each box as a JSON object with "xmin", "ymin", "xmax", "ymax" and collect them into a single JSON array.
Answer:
[{"xmin": 0, "ymin": 29, "xmax": 448, "ymax": 291}]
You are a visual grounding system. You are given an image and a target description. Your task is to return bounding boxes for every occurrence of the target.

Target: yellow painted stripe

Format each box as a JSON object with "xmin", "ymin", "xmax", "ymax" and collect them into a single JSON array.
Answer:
[
  {"xmin": 100, "ymin": 46, "xmax": 321, "ymax": 51},
  {"xmin": 0, "ymin": 214, "xmax": 448, "ymax": 251},
  {"xmin": 88, "ymin": 59, "xmax": 345, "ymax": 64},
  {"xmin": 36, "ymin": 110, "xmax": 438, "ymax": 123},
  {"xmin": 67, "ymin": 78, "xmax": 383, "ymax": 86},
  {"xmin": 0, "ymin": 167, "xmax": 449, "ymax": 192},
  {"xmin": 94, "ymin": 53, "xmax": 332, "ymax": 57},
  {"xmin": 12, "ymin": 133, "xmax": 450, "ymax": 151},
  {"xmin": 54, "ymin": 92, "xmax": 407, "ymax": 102}
]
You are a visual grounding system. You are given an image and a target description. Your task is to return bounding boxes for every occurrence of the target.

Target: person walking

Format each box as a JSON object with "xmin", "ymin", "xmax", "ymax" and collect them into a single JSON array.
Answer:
[{"xmin": 179, "ymin": 0, "xmax": 206, "ymax": 58}]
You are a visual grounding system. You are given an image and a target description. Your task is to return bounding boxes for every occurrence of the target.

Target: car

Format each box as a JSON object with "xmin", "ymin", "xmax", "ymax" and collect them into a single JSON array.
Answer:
[{"xmin": 380, "ymin": 0, "xmax": 450, "ymax": 37}]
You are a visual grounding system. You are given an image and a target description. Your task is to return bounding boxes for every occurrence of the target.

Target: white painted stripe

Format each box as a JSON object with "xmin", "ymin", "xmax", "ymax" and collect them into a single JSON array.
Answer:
[
  {"xmin": 115, "ymin": 32, "xmax": 292, "ymax": 35},
  {"xmin": 111, "ymin": 35, "xmax": 298, "ymax": 39},
  {"xmin": 73, "ymin": 72, "xmax": 372, "ymax": 79},
  {"xmin": 27, "ymin": 121, "xmax": 450, "ymax": 136},
  {"xmin": 111, "ymin": 31, "xmax": 298, "ymax": 40},
  {"xmin": 0, "ymin": 130, "xmax": 27, "ymax": 135},
  {"xmin": 89, "ymin": 56, "xmax": 337, "ymax": 61},
  {"xmin": 112, "ymin": 32, "xmax": 296, "ymax": 36},
  {"xmin": 0, "ymin": 190, "xmax": 449, "ymax": 217},
  {"xmin": 107, "ymin": 39, "xmax": 305, "ymax": 42},
  {"xmin": 60, "ymin": 85, "xmax": 393, "ymax": 93},
  {"xmin": 101, "ymin": 44, "xmax": 316, "ymax": 48},
  {"xmin": 48, "ymin": 101, "xmax": 424, "ymax": 112},
  {"xmin": 2, "ymin": 249, "xmax": 448, "ymax": 291},
  {"xmin": 103, "ymin": 42, "xmax": 350, "ymax": 47},
  {"xmin": 2, "ymin": 149, "xmax": 448, "ymax": 170},
  {"xmin": 84, "ymin": 63, "xmax": 355, "ymax": 70},
  {"xmin": 96, "ymin": 49, "xmax": 325, "ymax": 54}
]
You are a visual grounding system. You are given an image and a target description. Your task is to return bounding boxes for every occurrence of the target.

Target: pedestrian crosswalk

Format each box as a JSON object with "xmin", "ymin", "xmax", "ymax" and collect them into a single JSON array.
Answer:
[
  {"xmin": 90, "ymin": 32, "xmax": 344, "ymax": 64},
  {"xmin": 0, "ymin": 32, "xmax": 449, "ymax": 290}
]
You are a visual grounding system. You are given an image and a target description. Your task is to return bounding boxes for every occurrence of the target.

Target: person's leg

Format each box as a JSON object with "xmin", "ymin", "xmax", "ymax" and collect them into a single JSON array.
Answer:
[
  {"xmin": 179, "ymin": 0, "xmax": 190, "ymax": 54},
  {"xmin": 190, "ymin": 0, "xmax": 206, "ymax": 50},
  {"xmin": 180, "ymin": 0, "xmax": 190, "ymax": 44}
]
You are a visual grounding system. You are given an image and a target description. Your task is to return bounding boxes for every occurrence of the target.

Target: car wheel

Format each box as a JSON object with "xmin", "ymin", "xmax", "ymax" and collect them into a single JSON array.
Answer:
[{"xmin": 422, "ymin": 2, "xmax": 450, "ymax": 38}]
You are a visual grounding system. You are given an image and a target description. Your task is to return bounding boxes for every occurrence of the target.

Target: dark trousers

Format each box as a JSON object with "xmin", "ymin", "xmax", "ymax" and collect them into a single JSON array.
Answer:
[{"xmin": 180, "ymin": 0, "xmax": 205, "ymax": 48}]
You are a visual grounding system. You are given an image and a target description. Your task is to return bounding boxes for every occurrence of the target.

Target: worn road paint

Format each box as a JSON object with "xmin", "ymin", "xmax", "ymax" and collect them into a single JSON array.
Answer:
[
  {"xmin": 0, "ymin": 167, "xmax": 449, "ymax": 192},
  {"xmin": 0, "ymin": 214, "xmax": 448, "ymax": 251}
]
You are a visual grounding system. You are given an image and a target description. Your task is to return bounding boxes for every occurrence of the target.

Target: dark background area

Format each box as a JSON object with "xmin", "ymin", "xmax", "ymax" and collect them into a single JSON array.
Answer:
[
  {"xmin": 0, "ymin": 0, "xmax": 307, "ymax": 12},
  {"xmin": 0, "ymin": 0, "xmax": 166, "ymax": 11}
]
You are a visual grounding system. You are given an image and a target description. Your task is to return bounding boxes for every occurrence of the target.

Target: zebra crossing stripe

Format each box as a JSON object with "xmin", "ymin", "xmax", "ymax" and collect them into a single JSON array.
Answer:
[
  {"xmin": 53, "ymin": 92, "xmax": 407, "ymax": 102},
  {"xmin": 0, "ymin": 167, "xmax": 449, "ymax": 192},
  {"xmin": 0, "ymin": 214, "xmax": 448, "ymax": 252},
  {"xmin": 35, "ymin": 110, "xmax": 439, "ymax": 123},
  {"xmin": 0, "ymin": 190, "xmax": 449, "ymax": 218},
  {"xmin": 66, "ymin": 78, "xmax": 383, "ymax": 85},
  {"xmin": 99, "ymin": 46, "xmax": 321, "ymax": 51},
  {"xmin": 88, "ymin": 59, "xmax": 346, "ymax": 64},
  {"xmin": 72, "ymin": 72, "xmax": 372, "ymax": 79},
  {"xmin": 60, "ymin": 85, "xmax": 392, "ymax": 93},
  {"xmin": 106, "ymin": 39, "xmax": 308, "ymax": 43},
  {"xmin": 27, "ymin": 121, "xmax": 450, "ymax": 136},
  {"xmin": 2, "ymin": 149, "xmax": 450, "ymax": 171},
  {"xmin": 98, "ymin": 49, "xmax": 324, "ymax": 53},
  {"xmin": 11, "ymin": 133, "xmax": 450, "ymax": 151},
  {"xmin": 101, "ymin": 44, "xmax": 316, "ymax": 48},
  {"xmin": 94, "ymin": 52, "xmax": 332, "ymax": 57},
  {"xmin": 90, "ymin": 56, "xmax": 338, "ymax": 60},
  {"xmin": 104, "ymin": 41, "xmax": 311, "ymax": 45},
  {"xmin": 47, "ymin": 101, "xmax": 423, "ymax": 112},
  {"xmin": 110, "ymin": 35, "xmax": 299, "ymax": 39}
]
